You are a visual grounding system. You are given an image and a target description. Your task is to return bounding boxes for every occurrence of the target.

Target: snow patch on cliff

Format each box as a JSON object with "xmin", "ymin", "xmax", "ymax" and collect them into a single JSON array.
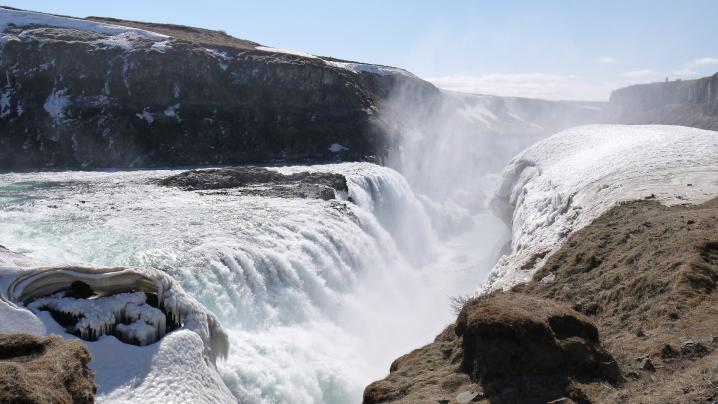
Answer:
[
  {"xmin": 255, "ymin": 45, "xmax": 318, "ymax": 59},
  {"xmin": 43, "ymin": 89, "xmax": 69, "ymax": 121},
  {"xmin": 0, "ymin": 8, "xmax": 167, "ymax": 40},
  {"xmin": 325, "ymin": 60, "xmax": 417, "ymax": 78},
  {"xmin": 483, "ymin": 124, "xmax": 718, "ymax": 292}
]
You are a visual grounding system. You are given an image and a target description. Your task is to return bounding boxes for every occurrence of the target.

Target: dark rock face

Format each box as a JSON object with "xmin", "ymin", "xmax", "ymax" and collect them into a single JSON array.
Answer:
[
  {"xmin": 0, "ymin": 333, "xmax": 96, "ymax": 404},
  {"xmin": 0, "ymin": 8, "xmax": 396, "ymax": 170},
  {"xmin": 159, "ymin": 166, "xmax": 348, "ymax": 200},
  {"xmin": 456, "ymin": 292, "xmax": 621, "ymax": 397},
  {"xmin": 608, "ymin": 72, "xmax": 718, "ymax": 130}
]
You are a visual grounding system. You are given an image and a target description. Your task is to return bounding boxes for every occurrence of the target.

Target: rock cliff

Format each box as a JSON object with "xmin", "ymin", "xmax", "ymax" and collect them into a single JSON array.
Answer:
[
  {"xmin": 608, "ymin": 73, "xmax": 718, "ymax": 130},
  {"xmin": 0, "ymin": 7, "xmax": 606, "ymax": 171}
]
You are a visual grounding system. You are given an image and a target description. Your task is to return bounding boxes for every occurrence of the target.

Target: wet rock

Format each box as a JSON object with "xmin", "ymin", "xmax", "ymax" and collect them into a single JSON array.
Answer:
[
  {"xmin": 159, "ymin": 167, "xmax": 348, "ymax": 200},
  {"xmin": 0, "ymin": 333, "xmax": 96, "ymax": 403}
]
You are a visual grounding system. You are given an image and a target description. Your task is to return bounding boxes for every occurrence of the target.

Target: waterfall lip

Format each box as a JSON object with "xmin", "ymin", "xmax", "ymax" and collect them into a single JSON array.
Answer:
[{"xmin": 1, "ymin": 263, "xmax": 229, "ymax": 363}]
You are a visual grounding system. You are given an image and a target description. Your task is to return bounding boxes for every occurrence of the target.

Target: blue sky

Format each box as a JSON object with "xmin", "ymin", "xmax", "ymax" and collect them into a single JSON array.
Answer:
[{"xmin": 4, "ymin": 0, "xmax": 717, "ymax": 100}]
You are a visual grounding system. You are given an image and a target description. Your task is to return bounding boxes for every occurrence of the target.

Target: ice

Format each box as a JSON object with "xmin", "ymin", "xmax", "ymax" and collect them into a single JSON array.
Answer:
[
  {"xmin": 0, "ymin": 259, "xmax": 233, "ymax": 403},
  {"xmin": 483, "ymin": 124, "xmax": 718, "ymax": 292},
  {"xmin": 328, "ymin": 143, "xmax": 348, "ymax": 153}
]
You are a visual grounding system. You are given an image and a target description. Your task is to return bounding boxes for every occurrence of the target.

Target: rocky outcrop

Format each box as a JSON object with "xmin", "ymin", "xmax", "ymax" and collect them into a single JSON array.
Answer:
[
  {"xmin": 456, "ymin": 293, "xmax": 622, "ymax": 394},
  {"xmin": 159, "ymin": 166, "xmax": 348, "ymax": 200},
  {"xmin": 365, "ymin": 197, "xmax": 718, "ymax": 403},
  {"xmin": 0, "ymin": 333, "xmax": 96, "ymax": 404},
  {"xmin": 607, "ymin": 72, "xmax": 718, "ymax": 130},
  {"xmin": 363, "ymin": 293, "xmax": 620, "ymax": 404}
]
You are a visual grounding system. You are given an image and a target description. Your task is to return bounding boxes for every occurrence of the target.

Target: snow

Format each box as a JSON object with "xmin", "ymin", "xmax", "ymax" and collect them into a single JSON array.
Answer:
[
  {"xmin": 255, "ymin": 45, "xmax": 318, "ymax": 59},
  {"xmin": 43, "ymin": 89, "xmax": 70, "ymax": 120},
  {"xmin": 328, "ymin": 143, "xmax": 349, "ymax": 153},
  {"xmin": 163, "ymin": 104, "xmax": 182, "ymax": 122},
  {"xmin": 136, "ymin": 110, "xmax": 155, "ymax": 124},
  {"xmin": 325, "ymin": 60, "xmax": 416, "ymax": 78},
  {"xmin": 205, "ymin": 48, "xmax": 230, "ymax": 70},
  {"xmin": 458, "ymin": 103, "xmax": 497, "ymax": 128},
  {"xmin": 0, "ymin": 8, "xmax": 167, "ymax": 40},
  {"xmin": 482, "ymin": 124, "xmax": 718, "ymax": 292},
  {"xmin": 0, "ymin": 8, "xmax": 171, "ymax": 51},
  {"xmin": 0, "ymin": 255, "xmax": 233, "ymax": 403}
]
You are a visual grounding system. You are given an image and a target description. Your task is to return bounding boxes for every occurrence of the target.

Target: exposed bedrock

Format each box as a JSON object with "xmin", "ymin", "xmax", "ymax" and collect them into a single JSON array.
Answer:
[
  {"xmin": 0, "ymin": 7, "xmax": 422, "ymax": 170},
  {"xmin": 607, "ymin": 72, "xmax": 718, "ymax": 130},
  {"xmin": 159, "ymin": 166, "xmax": 348, "ymax": 200},
  {"xmin": 0, "ymin": 333, "xmax": 96, "ymax": 404}
]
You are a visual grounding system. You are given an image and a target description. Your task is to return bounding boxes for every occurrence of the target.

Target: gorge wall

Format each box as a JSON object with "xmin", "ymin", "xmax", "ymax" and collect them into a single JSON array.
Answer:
[{"xmin": 608, "ymin": 72, "xmax": 718, "ymax": 131}]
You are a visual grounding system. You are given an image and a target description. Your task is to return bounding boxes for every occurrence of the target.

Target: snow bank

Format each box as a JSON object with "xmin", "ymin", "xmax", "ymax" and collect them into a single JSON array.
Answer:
[
  {"xmin": 0, "ymin": 250, "xmax": 234, "ymax": 403},
  {"xmin": 325, "ymin": 60, "xmax": 416, "ymax": 78},
  {"xmin": 0, "ymin": 8, "xmax": 167, "ymax": 40},
  {"xmin": 0, "ymin": 8, "xmax": 170, "ymax": 51},
  {"xmin": 483, "ymin": 124, "xmax": 718, "ymax": 292},
  {"xmin": 254, "ymin": 45, "xmax": 318, "ymax": 59}
]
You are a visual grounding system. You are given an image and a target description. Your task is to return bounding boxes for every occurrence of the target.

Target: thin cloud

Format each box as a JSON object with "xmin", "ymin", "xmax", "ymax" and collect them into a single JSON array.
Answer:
[
  {"xmin": 598, "ymin": 57, "xmax": 619, "ymax": 64},
  {"xmin": 620, "ymin": 69, "xmax": 660, "ymax": 79},
  {"xmin": 672, "ymin": 57, "xmax": 718, "ymax": 76}
]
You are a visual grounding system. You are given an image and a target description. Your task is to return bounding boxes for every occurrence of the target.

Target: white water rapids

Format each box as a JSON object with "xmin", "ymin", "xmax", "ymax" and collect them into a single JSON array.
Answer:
[{"xmin": 0, "ymin": 162, "xmax": 509, "ymax": 403}]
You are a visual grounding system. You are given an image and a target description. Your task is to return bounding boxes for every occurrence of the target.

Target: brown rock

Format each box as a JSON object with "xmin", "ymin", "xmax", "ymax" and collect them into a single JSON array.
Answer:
[{"xmin": 456, "ymin": 292, "xmax": 622, "ymax": 393}]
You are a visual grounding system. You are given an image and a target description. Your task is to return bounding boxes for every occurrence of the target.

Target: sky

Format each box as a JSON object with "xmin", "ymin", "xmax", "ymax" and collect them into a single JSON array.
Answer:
[{"xmin": 4, "ymin": 0, "xmax": 718, "ymax": 101}]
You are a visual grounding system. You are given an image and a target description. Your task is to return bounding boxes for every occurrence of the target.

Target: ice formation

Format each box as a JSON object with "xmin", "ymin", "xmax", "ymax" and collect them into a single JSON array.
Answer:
[
  {"xmin": 483, "ymin": 124, "xmax": 718, "ymax": 292},
  {"xmin": 0, "ymin": 258, "xmax": 234, "ymax": 403}
]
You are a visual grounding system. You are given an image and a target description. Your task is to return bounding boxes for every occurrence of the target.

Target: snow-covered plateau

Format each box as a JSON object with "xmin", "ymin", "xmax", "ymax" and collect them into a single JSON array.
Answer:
[{"xmin": 484, "ymin": 124, "xmax": 718, "ymax": 292}]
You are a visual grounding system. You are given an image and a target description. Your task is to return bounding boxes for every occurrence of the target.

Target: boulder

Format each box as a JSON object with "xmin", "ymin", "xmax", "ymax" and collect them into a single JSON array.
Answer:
[{"xmin": 456, "ymin": 292, "xmax": 622, "ymax": 394}]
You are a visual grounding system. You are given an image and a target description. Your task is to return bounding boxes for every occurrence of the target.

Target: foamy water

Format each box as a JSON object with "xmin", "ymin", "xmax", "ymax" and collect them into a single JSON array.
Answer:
[{"xmin": 0, "ymin": 162, "xmax": 508, "ymax": 403}]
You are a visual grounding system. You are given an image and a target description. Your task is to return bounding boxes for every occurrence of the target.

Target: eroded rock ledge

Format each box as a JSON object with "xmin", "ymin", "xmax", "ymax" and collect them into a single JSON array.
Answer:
[
  {"xmin": 159, "ymin": 167, "xmax": 348, "ymax": 200},
  {"xmin": 364, "ymin": 197, "xmax": 718, "ymax": 403},
  {"xmin": 0, "ymin": 333, "xmax": 96, "ymax": 404}
]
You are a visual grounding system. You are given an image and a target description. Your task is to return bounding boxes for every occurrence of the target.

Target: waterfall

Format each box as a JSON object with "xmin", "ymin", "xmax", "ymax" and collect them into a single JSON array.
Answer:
[{"xmin": 0, "ymin": 162, "xmax": 511, "ymax": 403}]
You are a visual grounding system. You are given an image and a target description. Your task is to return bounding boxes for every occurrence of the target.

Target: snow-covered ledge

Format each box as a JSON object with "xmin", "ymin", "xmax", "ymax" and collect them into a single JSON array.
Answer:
[
  {"xmin": 0, "ymin": 247, "xmax": 236, "ymax": 403},
  {"xmin": 483, "ymin": 124, "xmax": 718, "ymax": 292}
]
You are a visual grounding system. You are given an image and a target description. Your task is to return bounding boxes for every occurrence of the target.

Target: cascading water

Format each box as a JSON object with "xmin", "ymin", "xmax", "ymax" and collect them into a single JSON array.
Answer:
[{"xmin": 0, "ymin": 161, "xmax": 508, "ymax": 403}]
